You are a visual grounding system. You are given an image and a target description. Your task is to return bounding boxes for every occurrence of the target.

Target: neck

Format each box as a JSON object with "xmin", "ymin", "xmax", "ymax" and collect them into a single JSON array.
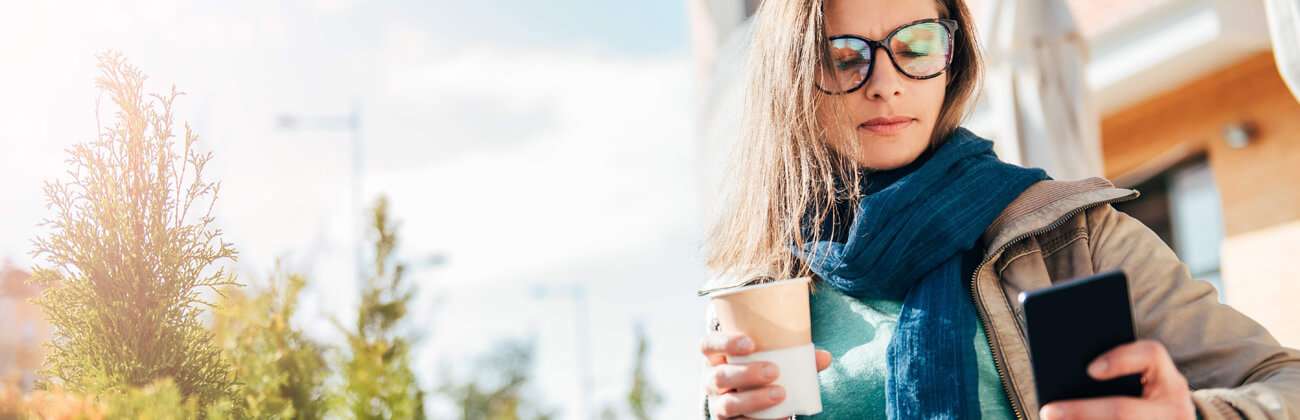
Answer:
[{"xmin": 860, "ymin": 144, "xmax": 938, "ymax": 195}]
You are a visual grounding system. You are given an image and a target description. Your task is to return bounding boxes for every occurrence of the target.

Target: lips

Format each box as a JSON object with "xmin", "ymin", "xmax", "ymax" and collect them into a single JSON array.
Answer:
[{"xmin": 859, "ymin": 116, "xmax": 915, "ymax": 136}]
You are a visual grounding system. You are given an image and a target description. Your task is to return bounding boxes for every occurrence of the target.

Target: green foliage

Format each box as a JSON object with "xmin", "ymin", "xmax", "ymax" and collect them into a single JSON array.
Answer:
[
  {"xmin": 596, "ymin": 325, "xmax": 663, "ymax": 420},
  {"xmin": 437, "ymin": 339, "xmax": 555, "ymax": 420},
  {"xmin": 2, "ymin": 379, "xmax": 200, "ymax": 420},
  {"xmin": 335, "ymin": 196, "xmax": 425, "ymax": 419},
  {"xmin": 210, "ymin": 264, "xmax": 329, "ymax": 419},
  {"xmin": 27, "ymin": 51, "xmax": 236, "ymax": 408},
  {"xmin": 624, "ymin": 325, "xmax": 662, "ymax": 420},
  {"xmin": 99, "ymin": 379, "xmax": 198, "ymax": 419}
]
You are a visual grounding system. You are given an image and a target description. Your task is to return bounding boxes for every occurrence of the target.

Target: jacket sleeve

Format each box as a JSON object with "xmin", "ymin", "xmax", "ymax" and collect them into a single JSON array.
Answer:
[{"xmin": 1087, "ymin": 204, "xmax": 1300, "ymax": 419}]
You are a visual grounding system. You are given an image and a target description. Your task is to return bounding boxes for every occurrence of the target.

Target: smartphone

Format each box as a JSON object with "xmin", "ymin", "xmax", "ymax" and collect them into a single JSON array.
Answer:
[{"xmin": 1019, "ymin": 270, "xmax": 1144, "ymax": 406}]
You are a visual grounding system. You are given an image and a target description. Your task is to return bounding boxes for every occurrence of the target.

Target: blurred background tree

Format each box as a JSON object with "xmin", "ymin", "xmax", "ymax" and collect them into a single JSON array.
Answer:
[
  {"xmin": 27, "ymin": 51, "xmax": 236, "ymax": 409},
  {"xmin": 597, "ymin": 324, "xmax": 662, "ymax": 420},
  {"xmin": 211, "ymin": 264, "xmax": 329, "ymax": 419},
  {"xmin": 335, "ymin": 196, "xmax": 426, "ymax": 419},
  {"xmin": 623, "ymin": 324, "xmax": 662, "ymax": 420},
  {"xmin": 437, "ymin": 338, "xmax": 555, "ymax": 420}
]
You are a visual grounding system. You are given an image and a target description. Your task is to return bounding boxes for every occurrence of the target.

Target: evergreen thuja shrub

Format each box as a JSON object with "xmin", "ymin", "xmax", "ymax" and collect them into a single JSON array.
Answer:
[{"xmin": 28, "ymin": 51, "xmax": 237, "ymax": 408}]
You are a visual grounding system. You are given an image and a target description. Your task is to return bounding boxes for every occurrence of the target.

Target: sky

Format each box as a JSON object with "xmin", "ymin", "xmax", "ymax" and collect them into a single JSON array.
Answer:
[{"xmin": 0, "ymin": 0, "xmax": 709, "ymax": 418}]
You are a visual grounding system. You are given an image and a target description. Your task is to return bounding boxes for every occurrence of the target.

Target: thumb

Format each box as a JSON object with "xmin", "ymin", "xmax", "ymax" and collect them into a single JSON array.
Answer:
[{"xmin": 815, "ymin": 349, "xmax": 833, "ymax": 371}]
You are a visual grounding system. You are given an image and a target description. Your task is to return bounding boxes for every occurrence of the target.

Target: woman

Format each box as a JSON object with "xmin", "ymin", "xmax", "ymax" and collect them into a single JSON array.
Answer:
[{"xmin": 696, "ymin": 0, "xmax": 1300, "ymax": 419}]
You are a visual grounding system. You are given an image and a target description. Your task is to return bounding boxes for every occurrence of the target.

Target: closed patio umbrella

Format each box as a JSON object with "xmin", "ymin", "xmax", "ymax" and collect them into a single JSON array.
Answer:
[
  {"xmin": 984, "ymin": 0, "xmax": 1104, "ymax": 180},
  {"xmin": 1266, "ymin": 0, "xmax": 1300, "ymax": 101}
]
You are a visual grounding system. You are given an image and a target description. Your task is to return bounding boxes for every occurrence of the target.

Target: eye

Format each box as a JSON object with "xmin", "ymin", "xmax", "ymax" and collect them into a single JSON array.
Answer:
[{"xmin": 835, "ymin": 57, "xmax": 867, "ymax": 70}]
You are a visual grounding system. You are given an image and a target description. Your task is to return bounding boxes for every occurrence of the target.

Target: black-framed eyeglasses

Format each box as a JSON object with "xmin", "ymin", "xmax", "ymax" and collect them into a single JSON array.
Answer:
[{"xmin": 816, "ymin": 18, "xmax": 959, "ymax": 95}]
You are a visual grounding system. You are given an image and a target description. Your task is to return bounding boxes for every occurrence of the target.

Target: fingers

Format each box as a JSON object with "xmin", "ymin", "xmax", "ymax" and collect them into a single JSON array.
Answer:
[
  {"xmin": 1046, "ymin": 340, "xmax": 1195, "ymax": 420},
  {"xmin": 705, "ymin": 362, "xmax": 780, "ymax": 395},
  {"xmin": 1040, "ymin": 397, "xmax": 1156, "ymax": 420},
  {"xmin": 1088, "ymin": 340, "xmax": 1176, "ymax": 382},
  {"xmin": 709, "ymin": 385, "xmax": 785, "ymax": 419},
  {"xmin": 700, "ymin": 332, "xmax": 755, "ymax": 366},
  {"xmin": 815, "ymin": 349, "xmax": 832, "ymax": 372}
]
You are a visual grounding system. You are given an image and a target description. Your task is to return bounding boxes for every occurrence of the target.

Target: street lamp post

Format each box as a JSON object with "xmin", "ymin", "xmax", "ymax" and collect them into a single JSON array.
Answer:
[
  {"xmin": 275, "ymin": 99, "xmax": 364, "ymax": 285},
  {"xmin": 531, "ymin": 282, "xmax": 594, "ymax": 420}
]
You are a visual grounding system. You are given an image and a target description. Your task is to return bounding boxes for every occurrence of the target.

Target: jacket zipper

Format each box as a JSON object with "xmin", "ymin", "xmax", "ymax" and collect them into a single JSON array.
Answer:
[{"xmin": 969, "ymin": 191, "xmax": 1140, "ymax": 420}]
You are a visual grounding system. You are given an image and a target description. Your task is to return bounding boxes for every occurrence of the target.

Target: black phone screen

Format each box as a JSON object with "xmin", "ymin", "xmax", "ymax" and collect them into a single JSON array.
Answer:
[{"xmin": 1019, "ymin": 270, "xmax": 1144, "ymax": 405}]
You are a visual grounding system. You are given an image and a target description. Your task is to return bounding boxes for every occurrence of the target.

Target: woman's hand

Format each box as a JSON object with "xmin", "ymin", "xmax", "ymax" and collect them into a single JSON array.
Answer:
[
  {"xmin": 1040, "ymin": 340, "xmax": 1196, "ymax": 420},
  {"xmin": 700, "ymin": 332, "xmax": 832, "ymax": 419}
]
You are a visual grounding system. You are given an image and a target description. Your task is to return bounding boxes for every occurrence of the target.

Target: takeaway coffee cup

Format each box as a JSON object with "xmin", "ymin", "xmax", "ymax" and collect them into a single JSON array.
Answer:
[{"xmin": 706, "ymin": 277, "xmax": 822, "ymax": 419}]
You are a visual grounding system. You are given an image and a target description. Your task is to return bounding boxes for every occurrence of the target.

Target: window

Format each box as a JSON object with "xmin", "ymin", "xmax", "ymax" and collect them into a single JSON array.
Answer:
[{"xmin": 1112, "ymin": 157, "xmax": 1226, "ymax": 302}]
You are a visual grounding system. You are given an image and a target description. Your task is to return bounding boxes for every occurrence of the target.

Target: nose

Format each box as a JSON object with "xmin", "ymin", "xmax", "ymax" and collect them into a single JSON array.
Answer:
[{"xmin": 861, "ymin": 46, "xmax": 904, "ymax": 100}]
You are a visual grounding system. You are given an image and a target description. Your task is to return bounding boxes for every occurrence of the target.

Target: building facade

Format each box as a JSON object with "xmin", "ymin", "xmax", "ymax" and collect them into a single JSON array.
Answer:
[{"xmin": 0, "ymin": 262, "xmax": 49, "ymax": 392}]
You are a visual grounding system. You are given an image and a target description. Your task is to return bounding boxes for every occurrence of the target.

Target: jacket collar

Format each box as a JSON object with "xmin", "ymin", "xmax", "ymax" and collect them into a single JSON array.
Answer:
[{"xmin": 980, "ymin": 177, "xmax": 1141, "ymax": 260}]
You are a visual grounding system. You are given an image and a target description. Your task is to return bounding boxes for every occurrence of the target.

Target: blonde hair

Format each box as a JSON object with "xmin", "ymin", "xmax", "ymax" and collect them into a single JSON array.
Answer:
[{"xmin": 702, "ymin": 0, "xmax": 983, "ymax": 288}]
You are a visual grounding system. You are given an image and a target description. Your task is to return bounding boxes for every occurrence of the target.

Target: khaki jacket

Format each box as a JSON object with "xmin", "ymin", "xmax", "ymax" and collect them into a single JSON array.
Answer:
[{"xmin": 700, "ymin": 177, "xmax": 1300, "ymax": 419}]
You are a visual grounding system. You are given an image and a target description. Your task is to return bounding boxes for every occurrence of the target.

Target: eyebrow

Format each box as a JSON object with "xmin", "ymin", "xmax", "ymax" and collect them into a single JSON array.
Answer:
[{"xmin": 826, "ymin": 17, "xmax": 941, "ymax": 39}]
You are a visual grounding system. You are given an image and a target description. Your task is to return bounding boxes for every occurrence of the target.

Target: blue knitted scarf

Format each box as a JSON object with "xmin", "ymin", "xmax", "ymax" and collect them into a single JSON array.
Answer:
[{"xmin": 794, "ymin": 127, "xmax": 1048, "ymax": 419}]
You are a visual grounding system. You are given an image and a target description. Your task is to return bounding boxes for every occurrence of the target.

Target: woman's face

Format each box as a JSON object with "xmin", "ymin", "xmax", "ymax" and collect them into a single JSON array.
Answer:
[{"xmin": 822, "ymin": 0, "xmax": 949, "ymax": 171}]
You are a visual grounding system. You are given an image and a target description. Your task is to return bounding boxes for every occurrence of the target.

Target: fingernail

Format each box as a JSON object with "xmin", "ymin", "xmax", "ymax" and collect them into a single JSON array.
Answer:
[
  {"xmin": 1040, "ymin": 405, "xmax": 1059, "ymax": 419},
  {"xmin": 736, "ymin": 337, "xmax": 754, "ymax": 353},
  {"xmin": 769, "ymin": 387, "xmax": 785, "ymax": 401},
  {"xmin": 1089, "ymin": 360, "xmax": 1107, "ymax": 377},
  {"xmin": 763, "ymin": 364, "xmax": 779, "ymax": 380}
]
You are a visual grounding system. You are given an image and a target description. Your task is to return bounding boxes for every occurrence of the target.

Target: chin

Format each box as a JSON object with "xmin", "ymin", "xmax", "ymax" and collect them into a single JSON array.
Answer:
[
  {"xmin": 860, "ymin": 156, "xmax": 912, "ymax": 171},
  {"xmin": 855, "ymin": 138, "xmax": 929, "ymax": 170}
]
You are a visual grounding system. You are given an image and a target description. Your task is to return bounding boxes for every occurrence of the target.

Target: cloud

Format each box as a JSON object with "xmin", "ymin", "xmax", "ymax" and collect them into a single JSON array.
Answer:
[{"xmin": 363, "ymin": 26, "xmax": 700, "ymax": 287}]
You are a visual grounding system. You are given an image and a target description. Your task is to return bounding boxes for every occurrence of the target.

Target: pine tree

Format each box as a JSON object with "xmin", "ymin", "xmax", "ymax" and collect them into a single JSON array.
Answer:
[
  {"xmin": 336, "ymin": 196, "xmax": 425, "ymax": 419},
  {"xmin": 28, "ymin": 51, "xmax": 237, "ymax": 408}
]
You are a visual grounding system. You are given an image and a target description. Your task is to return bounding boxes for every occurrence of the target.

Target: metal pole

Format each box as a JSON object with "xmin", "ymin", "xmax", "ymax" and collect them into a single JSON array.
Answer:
[
  {"xmin": 350, "ymin": 99, "xmax": 364, "ymax": 287},
  {"xmin": 574, "ymin": 284, "xmax": 593, "ymax": 420},
  {"xmin": 273, "ymin": 106, "xmax": 366, "ymax": 288},
  {"xmin": 530, "ymin": 283, "xmax": 596, "ymax": 420}
]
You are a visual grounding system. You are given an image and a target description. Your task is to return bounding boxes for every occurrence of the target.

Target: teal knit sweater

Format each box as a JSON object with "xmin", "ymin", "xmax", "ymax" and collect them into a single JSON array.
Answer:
[{"xmin": 799, "ymin": 264, "xmax": 1018, "ymax": 419}]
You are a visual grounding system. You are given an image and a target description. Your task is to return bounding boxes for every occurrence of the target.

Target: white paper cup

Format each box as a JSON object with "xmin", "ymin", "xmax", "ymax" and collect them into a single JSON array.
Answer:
[{"xmin": 706, "ymin": 277, "xmax": 822, "ymax": 419}]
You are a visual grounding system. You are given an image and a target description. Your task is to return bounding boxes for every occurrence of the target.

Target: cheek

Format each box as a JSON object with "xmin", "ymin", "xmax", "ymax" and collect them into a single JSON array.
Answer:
[{"xmin": 921, "ymin": 76, "xmax": 948, "ymax": 117}]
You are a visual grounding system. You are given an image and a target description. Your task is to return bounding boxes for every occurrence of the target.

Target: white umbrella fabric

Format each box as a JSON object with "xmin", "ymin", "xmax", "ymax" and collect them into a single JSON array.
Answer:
[
  {"xmin": 1266, "ymin": 0, "xmax": 1300, "ymax": 102},
  {"xmin": 983, "ymin": 0, "xmax": 1105, "ymax": 180}
]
